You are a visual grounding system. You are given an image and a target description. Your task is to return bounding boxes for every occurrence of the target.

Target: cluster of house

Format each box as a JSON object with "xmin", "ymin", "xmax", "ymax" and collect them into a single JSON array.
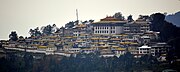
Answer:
[{"xmin": 2, "ymin": 15, "xmax": 171, "ymax": 60}]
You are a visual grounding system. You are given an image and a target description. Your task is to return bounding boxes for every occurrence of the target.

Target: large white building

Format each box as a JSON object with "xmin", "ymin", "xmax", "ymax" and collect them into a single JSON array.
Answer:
[
  {"xmin": 136, "ymin": 45, "xmax": 151, "ymax": 57},
  {"xmin": 92, "ymin": 16, "xmax": 127, "ymax": 35}
]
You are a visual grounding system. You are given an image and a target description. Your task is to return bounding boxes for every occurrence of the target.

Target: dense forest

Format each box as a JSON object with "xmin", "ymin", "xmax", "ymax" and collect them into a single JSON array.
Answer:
[
  {"xmin": 150, "ymin": 13, "xmax": 180, "ymax": 61},
  {"xmin": 0, "ymin": 52, "xmax": 179, "ymax": 72}
]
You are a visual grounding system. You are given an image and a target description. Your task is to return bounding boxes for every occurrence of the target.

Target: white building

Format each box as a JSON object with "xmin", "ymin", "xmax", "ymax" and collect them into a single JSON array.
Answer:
[
  {"xmin": 92, "ymin": 16, "xmax": 127, "ymax": 35},
  {"xmin": 68, "ymin": 48, "xmax": 81, "ymax": 53},
  {"xmin": 112, "ymin": 48, "xmax": 126, "ymax": 57},
  {"xmin": 137, "ymin": 45, "xmax": 151, "ymax": 57},
  {"xmin": 151, "ymin": 42, "xmax": 171, "ymax": 56},
  {"xmin": 81, "ymin": 48, "xmax": 96, "ymax": 54}
]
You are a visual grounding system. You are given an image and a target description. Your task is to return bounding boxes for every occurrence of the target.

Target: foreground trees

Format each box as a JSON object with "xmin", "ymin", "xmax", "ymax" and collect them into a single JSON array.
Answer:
[
  {"xmin": 150, "ymin": 13, "xmax": 180, "ymax": 62},
  {"xmin": 9, "ymin": 31, "xmax": 18, "ymax": 41},
  {"xmin": 1, "ymin": 52, "xmax": 179, "ymax": 72}
]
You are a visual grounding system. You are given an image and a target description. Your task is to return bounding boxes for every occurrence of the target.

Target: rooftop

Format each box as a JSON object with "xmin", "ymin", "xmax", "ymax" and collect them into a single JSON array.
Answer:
[
  {"xmin": 100, "ymin": 16, "xmax": 121, "ymax": 21},
  {"xmin": 139, "ymin": 45, "xmax": 151, "ymax": 48},
  {"xmin": 76, "ymin": 24, "xmax": 86, "ymax": 28}
]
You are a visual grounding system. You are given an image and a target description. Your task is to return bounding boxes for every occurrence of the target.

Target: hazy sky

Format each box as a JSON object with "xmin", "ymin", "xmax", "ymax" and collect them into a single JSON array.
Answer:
[{"xmin": 0, "ymin": 0, "xmax": 180, "ymax": 40}]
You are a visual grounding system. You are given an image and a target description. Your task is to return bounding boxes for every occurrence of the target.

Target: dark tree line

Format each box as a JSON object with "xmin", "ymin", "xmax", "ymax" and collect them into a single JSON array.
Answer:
[
  {"xmin": 0, "ymin": 53, "xmax": 33, "ymax": 72},
  {"xmin": 29, "ymin": 24, "xmax": 59, "ymax": 37},
  {"xmin": 1, "ymin": 52, "xmax": 172, "ymax": 72},
  {"xmin": 65, "ymin": 19, "xmax": 94, "ymax": 29},
  {"xmin": 150, "ymin": 13, "xmax": 180, "ymax": 61},
  {"xmin": 9, "ymin": 31, "xmax": 18, "ymax": 41}
]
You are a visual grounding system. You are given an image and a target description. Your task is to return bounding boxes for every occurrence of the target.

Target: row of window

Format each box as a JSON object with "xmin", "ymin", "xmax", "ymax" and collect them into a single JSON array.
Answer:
[
  {"xmin": 124, "ymin": 29, "xmax": 149, "ymax": 31},
  {"xmin": 124, "ymin": 26, "xmax": 149, "ymax": 28},
  {"xmin": 139, "ymin": 51, "xmax": 150, "ymax": 54},
  {"xmin": 140, "ymin": 26, "xmax": 149, "ymax": 28},
  {"xmin": 95, "ymin": 30, "xmax": 115, "ymax": 33},
  {"xmin": 139, "ymin": 48, "xmax": 150, "ymax": 50},
  {"xmin": 74, "ymin": 34, "xmax": 80, "ymax": 36},
  {"xmin": 94, "ymin": 26, "xmax": 115, "ymax": 29}
]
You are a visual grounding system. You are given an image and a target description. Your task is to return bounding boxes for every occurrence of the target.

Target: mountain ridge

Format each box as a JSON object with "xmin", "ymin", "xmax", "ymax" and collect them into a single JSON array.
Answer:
[{"xmin": 165, "ymin": 11, "xmax": 180, "ymax": 27}]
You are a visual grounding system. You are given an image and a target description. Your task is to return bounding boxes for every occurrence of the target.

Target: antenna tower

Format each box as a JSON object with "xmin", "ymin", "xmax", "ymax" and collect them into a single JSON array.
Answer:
[{"xmin": 76, "ymin": 9, "xmax": 79, "ymax": 24}]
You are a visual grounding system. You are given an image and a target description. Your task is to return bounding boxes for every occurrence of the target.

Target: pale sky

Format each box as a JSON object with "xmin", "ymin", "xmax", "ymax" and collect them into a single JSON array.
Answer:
[{"xmin": 0, "ymin": 0, "xmax": 180, "ymax": 40}]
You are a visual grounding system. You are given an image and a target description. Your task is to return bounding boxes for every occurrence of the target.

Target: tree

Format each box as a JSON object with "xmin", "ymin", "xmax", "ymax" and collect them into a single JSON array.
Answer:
[
  {"xmin": 29, "ymin": 29, "xmax": 34, "ymax": 36},
  {"xmin": 18, "ymin": 36, "xmax": 25, "ymax": 43},
  {"xmin": 60, "ymin": 26, "xmax": 65, "ymax": 37},
  {"xmin": 150, "ymin": 12, "xmax": 180, "ymax": 61},
  {"xmin": 89, "ymin": 19, "xmax": 94, "ymax": 23},
  {"xmin": 82, "ymin": 20, "xmax": 88, "ymax": 24},
  {"xmin": 52, "ymin": 24, "xmax": 58, "ymax": 33},
  {"xmin": 127, "ymin": 15, "xmax": 134, "ymax": 22},
  {"xmin": 34, "ymin": 27, "xmax": 41, "ymax": 36},
  {"xmin": 65, "ymin": 21, "xmax": 75, "ymax": 29},
  {"xmin": 29, "ymin": 27, "xmax": 41, "ymax": 37},
  {"xmin": 9, "ymin": 31, "xmax": 18, "ymax": 41},
  {"xmin": 150, "ymin": 13, "xmax": 165, "ymax": 31},
  {"xmin": 0, "ymin": 42, "xmax": 2, "ymax": 48},
  {"xmin": 42, "ymin": 25, "xmax": 52, "ymax": 35},
  {"xmin": 113, "ymin": 12, "xmax": 125, "ymax": 20},
  {"xmin": 23, "ymin": 53, "xmax": 33, "ymax": 71}
]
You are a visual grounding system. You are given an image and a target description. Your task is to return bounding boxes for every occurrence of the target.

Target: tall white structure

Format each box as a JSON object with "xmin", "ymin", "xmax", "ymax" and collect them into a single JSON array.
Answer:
[
  {"xmin": 136, "ymin": 45, "xmax": 151, "ymax": 57},
  {"xmin": 92, "ymin": 16, "xmax": 127, "ymax": 35}
]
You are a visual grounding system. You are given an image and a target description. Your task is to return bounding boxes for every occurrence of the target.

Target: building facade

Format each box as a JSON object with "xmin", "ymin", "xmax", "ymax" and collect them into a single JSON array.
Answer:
[
  {"xmin": 92, "ymin": 16, "xmax": 127, "ymax": 35},
  {"xmin": 124, "ymin": 19, "xmax": 150, "ymax": 35},
  {"xmin": 136, "ymin": 45, "xmax": 151, "ymax": 57}
]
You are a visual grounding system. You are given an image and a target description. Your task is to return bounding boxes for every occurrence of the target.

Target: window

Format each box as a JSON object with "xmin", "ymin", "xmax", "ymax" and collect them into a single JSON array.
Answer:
[
  {"xmin": 140, "ymin": 51, "xmax": 142, "ymax": 53},
  {"xmin": 113, "ymin": 26, "xmax": 115, "ymax": 29},
  {"xmin": 113, "ymin": 31, "xmax": 115, "ymax": 33},
  {"xmin": 95, "ymin": 31, "xmax": 97, "ymax": 33},
  {"xmin": 143, "ymin": 51, "xmax": 146, "ymax": 53},
  {"xmin": 102, "ymin": 31, "xmax": 104, "ymax": 33},
  {"xmin": 111, "ymin": 31, "xmax": 115, "ymax": 33}
]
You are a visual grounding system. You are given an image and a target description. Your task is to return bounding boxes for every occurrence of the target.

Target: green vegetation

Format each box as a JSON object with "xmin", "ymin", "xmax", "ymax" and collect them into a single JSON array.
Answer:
[
  {"xmin": 9, "ymin": 31, "xmax": 18, "ymax": 41},
  {"xmin": 0, "ymin": 52, "xmax": 179, "ymax": 72},
  {"xmin": 150, "ymin": 13, "xmax": 180, "ymax": 62}
]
